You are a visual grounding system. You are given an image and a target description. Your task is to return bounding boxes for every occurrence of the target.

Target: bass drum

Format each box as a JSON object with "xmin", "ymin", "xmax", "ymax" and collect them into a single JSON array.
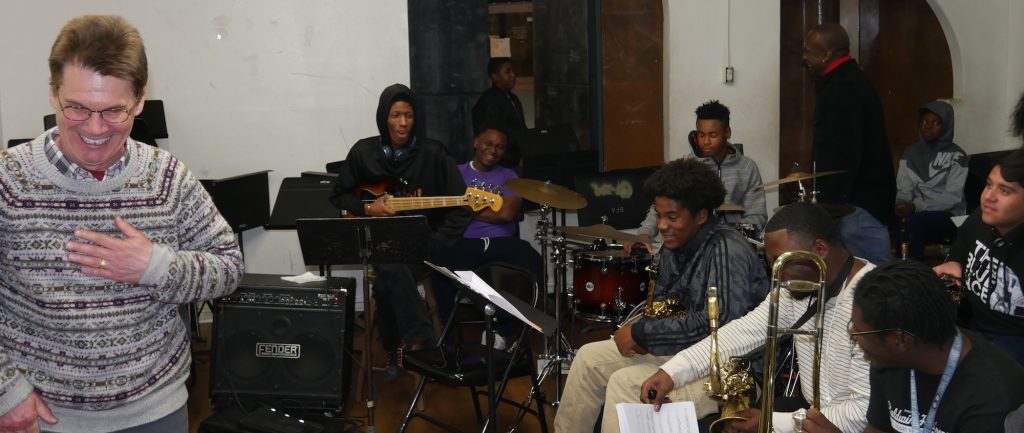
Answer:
[{"xmin": 572, "ymin": 250, "xmax": 650, "ymax": 322}]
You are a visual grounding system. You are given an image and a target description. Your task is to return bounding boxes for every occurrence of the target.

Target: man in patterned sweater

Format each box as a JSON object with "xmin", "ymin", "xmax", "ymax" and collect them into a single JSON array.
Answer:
[
  {"xmin": 0, "ymin": 16, "xmax": 243, "ymax": 432},
  {"xmin": 640, "ymin": 202, "xmax": 873, "ymax": 433}
]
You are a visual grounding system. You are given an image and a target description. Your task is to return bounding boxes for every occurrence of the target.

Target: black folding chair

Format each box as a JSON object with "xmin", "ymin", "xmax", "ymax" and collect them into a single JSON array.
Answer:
[{"xmin": 398, "ymin": 262, "xmax": 549, "ymax": 433}]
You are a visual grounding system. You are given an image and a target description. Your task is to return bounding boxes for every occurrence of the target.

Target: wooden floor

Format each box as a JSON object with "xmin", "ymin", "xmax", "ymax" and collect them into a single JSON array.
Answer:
[{"xmin": 187, "ymin": 318, "xmax": 611, "ymax": 433}]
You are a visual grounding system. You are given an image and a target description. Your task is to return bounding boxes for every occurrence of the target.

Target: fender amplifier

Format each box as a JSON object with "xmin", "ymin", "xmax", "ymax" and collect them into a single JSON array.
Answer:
[{"xmin": 210, "ymin": 273, "xmax": 355, "ymax": 411}]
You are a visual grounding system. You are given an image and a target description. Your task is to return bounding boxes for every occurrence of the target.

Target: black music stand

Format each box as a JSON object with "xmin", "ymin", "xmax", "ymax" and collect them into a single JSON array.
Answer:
[
  {"xmin": 266, "ymin": 177, "xmax": 340, "ymax": 230},
  {"xmin": 295, "ymin": 216, "xmax": 429, "ymax": 432},
  {"xmin": 422, "ymin": 262, "xmax": 556, "ymax": 433},
  {"xmin": 200, "ymin": 170, "xmax": 272, "ymax": 253}
]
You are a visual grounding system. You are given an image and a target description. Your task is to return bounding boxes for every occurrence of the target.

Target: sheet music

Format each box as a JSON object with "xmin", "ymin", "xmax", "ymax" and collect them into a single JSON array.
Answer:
[
  {"xmin": 616, "ymin": 402, "xmax": 699, "ymax": 433},
  {"xmin": 424, "ymin": 261, "xmax": 542, "ymax": 332}
]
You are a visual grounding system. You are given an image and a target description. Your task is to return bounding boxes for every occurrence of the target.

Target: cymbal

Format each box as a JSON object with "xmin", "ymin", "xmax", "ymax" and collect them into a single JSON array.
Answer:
[
  {"xmin": 757, "ymin": 170, "xmax": 847, "ymax": 188},
  {"xmin": 772, "ymin": 202, "xmax": 856, "ymax": 218},
  {"xmin": 506, "ymin": 178, "xmax": 588, "ymax": 210},
  {"xmin": 718, "ymin": 203, "xmax": 745, "ymax": 213},
  {"xmin": 554, "ymin": 224, "xmax": 647, "ymax": 244}
]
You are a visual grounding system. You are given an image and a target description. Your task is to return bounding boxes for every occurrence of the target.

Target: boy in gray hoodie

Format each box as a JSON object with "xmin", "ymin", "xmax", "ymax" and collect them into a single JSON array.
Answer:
[{"xmin": 895, "ymin": 100, "xmax": 967, "ymax": 260}]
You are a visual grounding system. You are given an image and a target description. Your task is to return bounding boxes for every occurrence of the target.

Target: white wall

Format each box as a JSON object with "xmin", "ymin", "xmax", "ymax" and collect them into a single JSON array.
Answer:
[
  {"xmin": 0, "ymin": 1, "xmax": 410, "ymax": 290},
  {"xmin": 664, "ymin": 0, "xmax": 782, "ymax": 214},
  {"xmin": 2, "ymin": 1, "xmax": 1022, "ymax": 282},
  {"xmin": 928, "ymin": 0, "xmax": 1024, "ymax": 153}
]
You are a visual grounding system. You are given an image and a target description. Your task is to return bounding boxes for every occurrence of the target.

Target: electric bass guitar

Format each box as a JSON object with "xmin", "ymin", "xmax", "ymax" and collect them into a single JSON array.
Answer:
[{"xmin": 352, "ymin": 179, "xmax": 503, "ymax": 214}]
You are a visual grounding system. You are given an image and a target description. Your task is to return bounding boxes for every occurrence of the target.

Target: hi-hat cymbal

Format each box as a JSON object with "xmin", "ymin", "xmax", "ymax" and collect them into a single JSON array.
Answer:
[
  {"xmin": 718, "ymin": 203, "xmax": 745, "ymax": 212},
  {"xmin": 554, "ymin": 224, "xmax": 647, "ymax": 244},
  {"xmin": 757, "ymin": 170, "xmax": 847, "ymax": 188},
  {"xmin": 772, "ymin": 202, "xmax": 856, "ymax": 219},
  {"xmin": 506, "ymin": 178, "xmax": 588, "ymax": 210}
]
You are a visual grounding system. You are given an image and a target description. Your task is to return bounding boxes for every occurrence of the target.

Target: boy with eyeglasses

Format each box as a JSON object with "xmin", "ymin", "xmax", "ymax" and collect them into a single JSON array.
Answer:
[{"xmin": 839, "ymin": 260, "xmax": 1024, "ymax": 433}]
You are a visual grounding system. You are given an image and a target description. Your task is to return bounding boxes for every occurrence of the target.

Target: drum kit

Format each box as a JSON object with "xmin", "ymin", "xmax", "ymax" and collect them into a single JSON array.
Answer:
[
  {"xmin": 756, "ymin": 168, "xmax": 855, "ymax": 218},
  {"xmin": 505, "ymin": 168, "xmax": 851, "ymax": 405}
]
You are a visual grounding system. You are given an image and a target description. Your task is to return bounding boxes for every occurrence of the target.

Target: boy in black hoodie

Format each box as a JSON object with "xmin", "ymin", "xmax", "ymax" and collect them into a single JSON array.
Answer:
[{"xmin": 330, "ymin": 84, "xmax": 471, "ymax": 376}]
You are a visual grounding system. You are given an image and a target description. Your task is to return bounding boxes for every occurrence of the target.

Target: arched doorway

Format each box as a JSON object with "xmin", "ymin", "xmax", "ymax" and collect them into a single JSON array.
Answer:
[{"xmin": 778, "ymin": 0, "xmax": 953, "ymax": 202}]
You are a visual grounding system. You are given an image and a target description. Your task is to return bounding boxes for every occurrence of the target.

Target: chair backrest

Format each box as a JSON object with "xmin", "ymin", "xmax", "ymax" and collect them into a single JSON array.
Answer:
[{"xmin": 475, "ymin": 262, "xmax": 539, "ymax": 308}]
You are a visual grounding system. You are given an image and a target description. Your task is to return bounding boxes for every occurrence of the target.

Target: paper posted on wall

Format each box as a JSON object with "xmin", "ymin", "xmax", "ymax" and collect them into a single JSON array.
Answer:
[{"xmin": 616, "ymin": 401, "xmax": 699, "ymax": 433}]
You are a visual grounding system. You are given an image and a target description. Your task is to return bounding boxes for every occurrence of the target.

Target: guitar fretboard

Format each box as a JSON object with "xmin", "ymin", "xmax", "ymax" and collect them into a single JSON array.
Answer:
[{"xmin": 386, "ymin": 196, "xmax": 470, "ymax": 211}]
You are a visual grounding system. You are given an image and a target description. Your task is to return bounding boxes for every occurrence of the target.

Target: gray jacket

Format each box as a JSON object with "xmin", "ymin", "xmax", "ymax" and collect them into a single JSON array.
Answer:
[
  {"xmin": 639, "ymin": 147, "xmax": 768, "ymax": 237},
  {"xmin": 631, "ymin": 220, "xmax": 769, "ymax": 356},
  {"xmin": 895, "ymin": 100, "xmax": 968, "ymax": 215}
]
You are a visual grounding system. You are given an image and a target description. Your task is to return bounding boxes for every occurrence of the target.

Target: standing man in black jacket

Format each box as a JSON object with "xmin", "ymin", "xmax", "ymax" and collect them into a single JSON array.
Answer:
[
  {"xmin": 803, "ymin": 23, "xmax": 896, "ymax": 265},
  {"xmin": 472, "ymin": 57, "xmax": 526, "ymax": 168},
  {"xmin": 330, "ymin": 83, "xmax": 471, "ymax": 377}
]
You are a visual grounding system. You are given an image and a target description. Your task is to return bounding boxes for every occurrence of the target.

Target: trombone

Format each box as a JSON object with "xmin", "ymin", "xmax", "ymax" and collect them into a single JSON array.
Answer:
[{"xmin": 758, "ymin": 250, "xmax": 827, "ymax": 433}]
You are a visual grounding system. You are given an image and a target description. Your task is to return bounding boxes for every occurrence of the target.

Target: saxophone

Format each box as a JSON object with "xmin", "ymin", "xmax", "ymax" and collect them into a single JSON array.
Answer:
[
  {"xmin": 705, "ymin": 286, "xmax": 755, "ymax": 433},
  {"xmin": 642, "ymin": 263, "xmax": 687, "ymax": 319}
]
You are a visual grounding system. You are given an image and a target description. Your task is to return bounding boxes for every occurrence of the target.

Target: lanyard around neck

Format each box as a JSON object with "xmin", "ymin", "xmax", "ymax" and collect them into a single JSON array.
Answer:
[{"xmin": 910, "ymin": 331, "xmax": 963, "ymax": 433}]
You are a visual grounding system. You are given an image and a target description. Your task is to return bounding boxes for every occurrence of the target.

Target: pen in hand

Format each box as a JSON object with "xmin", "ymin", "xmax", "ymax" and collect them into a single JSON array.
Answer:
[{"xmin": 648, "ymin": 388, "xmax": 672, "ymax": 411}]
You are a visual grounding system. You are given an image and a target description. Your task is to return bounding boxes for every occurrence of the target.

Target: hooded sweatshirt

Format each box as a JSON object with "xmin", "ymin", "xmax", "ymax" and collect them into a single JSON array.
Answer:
[
  {"xmin": 329, "ymin": 84, "xmax": 471, "ymax": 252},
  {"xmin": 895, "ymin": 100, "xmax": 968, "ymax": 215},
  {"xmin": 637, "ymin": 140, "xmax": 767, "ymax": 237},
  {"xmin": 689, "ymin": 140, "xmax": 768, "ymax": 228}
]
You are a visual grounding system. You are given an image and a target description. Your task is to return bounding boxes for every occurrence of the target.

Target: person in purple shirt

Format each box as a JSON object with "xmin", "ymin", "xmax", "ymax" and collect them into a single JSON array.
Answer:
[{"xmin": 430, "ymin": 125, "xmax": 544, "ymax": 349}]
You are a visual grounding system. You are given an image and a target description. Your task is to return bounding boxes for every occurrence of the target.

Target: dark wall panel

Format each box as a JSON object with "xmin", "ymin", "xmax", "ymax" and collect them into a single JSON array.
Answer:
[
  {"xmin": 408, "ymin": 0, "xmax": 490, "ymax": 163},
  {"xmin": 534, "ymin": 0, "xmax": 593, "ymax": 151}
]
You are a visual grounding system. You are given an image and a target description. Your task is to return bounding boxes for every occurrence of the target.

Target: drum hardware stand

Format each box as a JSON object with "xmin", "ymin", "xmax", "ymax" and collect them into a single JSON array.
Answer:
[
  {"xmin": 534, "ymin": 230, "xmax": 579, "ymax": 406},
  {"xmin": 810, "ymin": 161, "xmax": 820, "ymax": 204},
  {"xmin": 535, "ymin": 205, "xmax": 553, "ymax": 314}
]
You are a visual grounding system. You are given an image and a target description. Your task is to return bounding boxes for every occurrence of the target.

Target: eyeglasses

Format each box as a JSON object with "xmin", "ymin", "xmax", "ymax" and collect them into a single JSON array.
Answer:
[
  {"xmin": 847, "ymin": 319, "xmax": 917, "ymax": 343},
  {"xmin": 57, "ymin": 95, "xmax": 135, "ymax": 123}
]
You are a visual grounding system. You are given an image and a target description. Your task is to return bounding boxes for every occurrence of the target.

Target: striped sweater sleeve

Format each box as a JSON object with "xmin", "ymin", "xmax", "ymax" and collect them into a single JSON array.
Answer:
[{"xmin": 138, "ymin": 163, "xmax": 244, "ymax": 302}]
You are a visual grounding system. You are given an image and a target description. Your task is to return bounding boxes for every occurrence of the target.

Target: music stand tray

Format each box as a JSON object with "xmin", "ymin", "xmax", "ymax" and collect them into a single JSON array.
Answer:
[{"xmin": 294, "ymin": 216, "xmax": 429, "ymax": 268}]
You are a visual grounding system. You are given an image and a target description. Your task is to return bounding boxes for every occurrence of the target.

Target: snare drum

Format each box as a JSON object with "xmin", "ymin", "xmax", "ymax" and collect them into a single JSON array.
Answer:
[{"xmin": 572, "ymin": 250, "xmax": 650, "ymax": 322}]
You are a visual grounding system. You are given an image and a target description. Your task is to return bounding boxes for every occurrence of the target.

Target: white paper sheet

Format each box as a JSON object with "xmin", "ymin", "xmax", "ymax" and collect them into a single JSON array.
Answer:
[
  {"xmin": 424, "ymin": 262, "xmax": 542, "ymax": 332},
  {"xmin": 615, "ymin": 402, "xmax": 699, "ymax": 433},
  {"xmin": 490, "ymin": 37, "xmax": 511, "ymax": 57}
]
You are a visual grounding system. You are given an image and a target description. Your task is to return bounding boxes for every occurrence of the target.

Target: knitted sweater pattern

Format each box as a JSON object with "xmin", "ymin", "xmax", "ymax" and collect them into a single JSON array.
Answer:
[{"xmin": 0, "ymin": 133, "xmax": 243, "ymax": 413}]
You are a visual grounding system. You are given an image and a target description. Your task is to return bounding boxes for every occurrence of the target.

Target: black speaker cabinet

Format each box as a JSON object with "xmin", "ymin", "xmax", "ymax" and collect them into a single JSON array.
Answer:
[{"xmin": 210, "ymin": 273, "xmax": 355, "ymax": 411}]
